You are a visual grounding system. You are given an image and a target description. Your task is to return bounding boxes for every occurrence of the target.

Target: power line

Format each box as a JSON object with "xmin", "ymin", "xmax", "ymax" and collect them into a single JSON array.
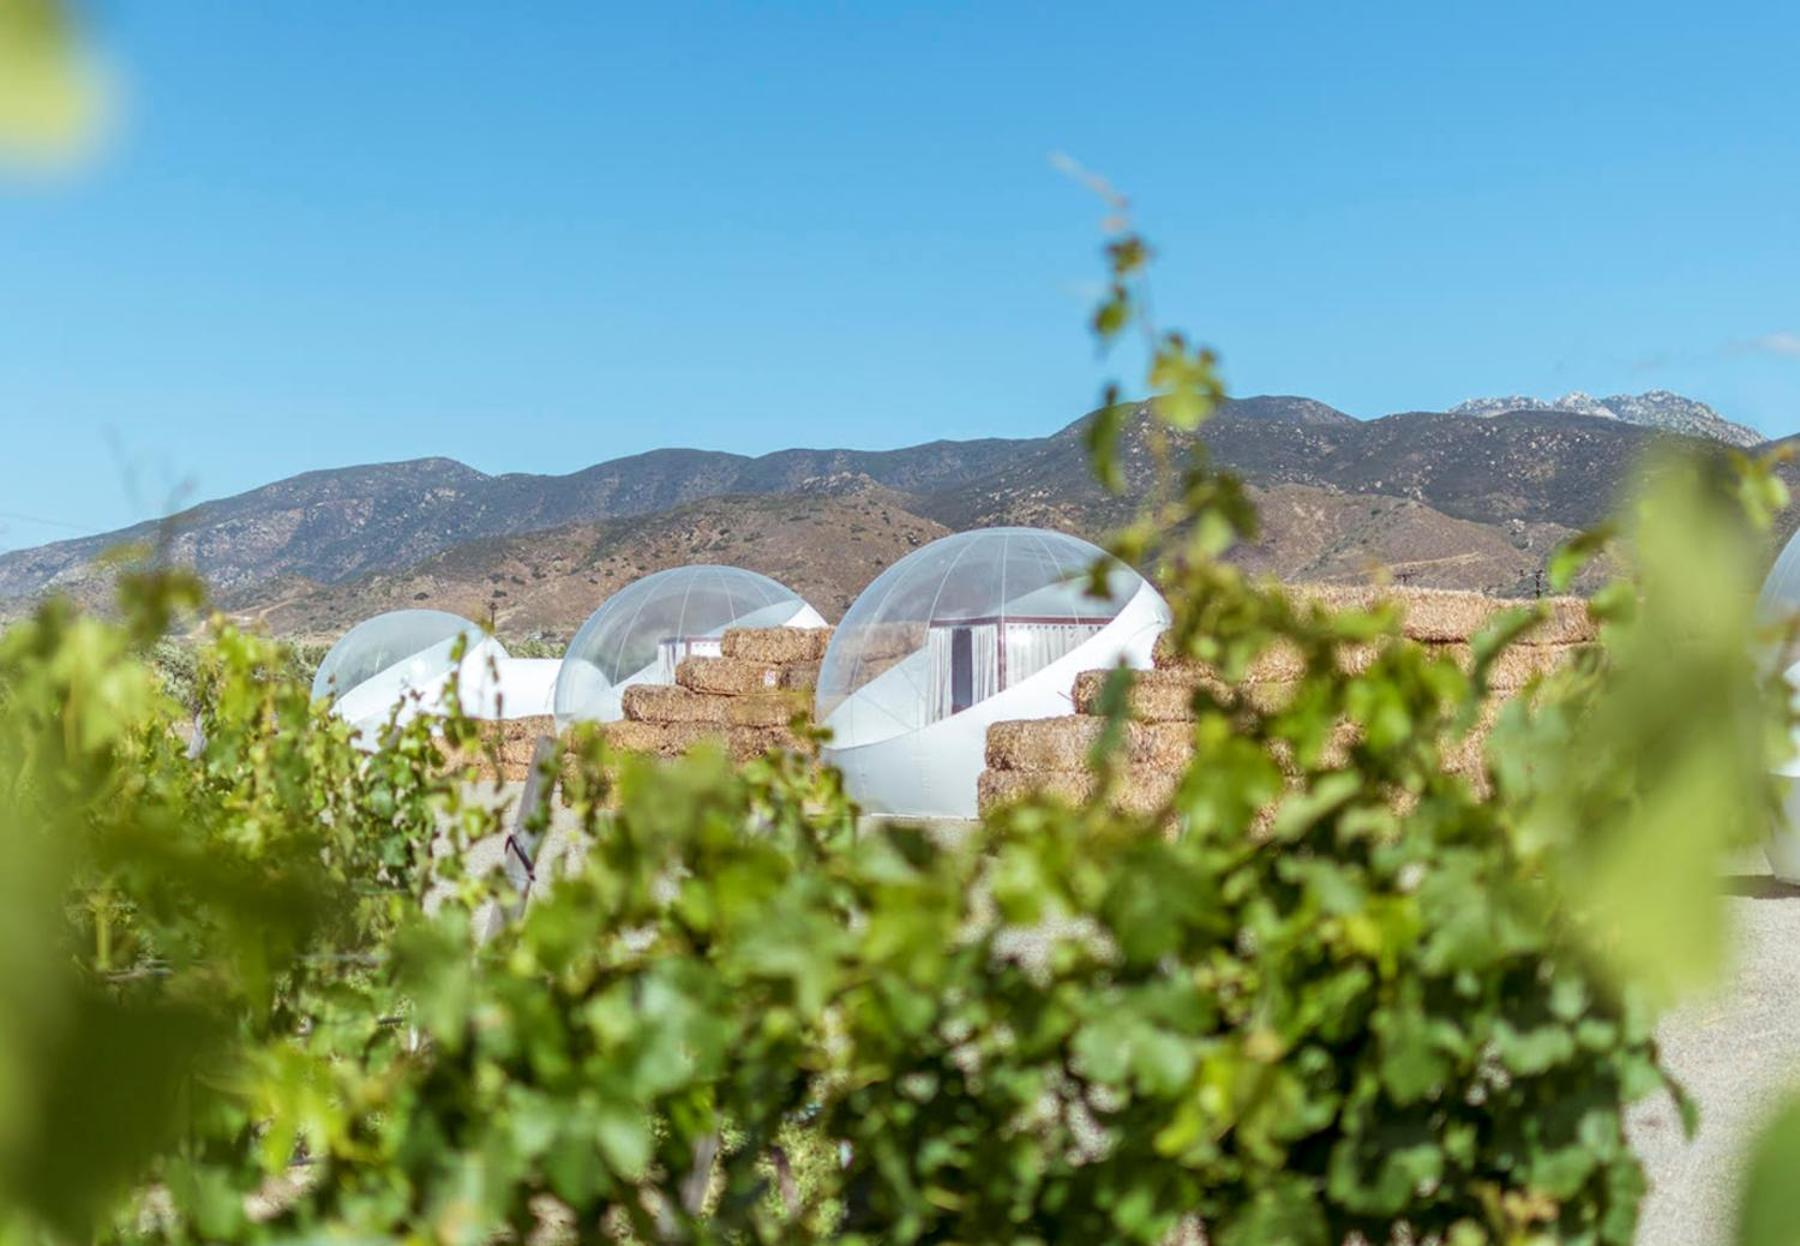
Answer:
[{"xmin": 0, "ymin": 508, "xmax": 97, "ymax": 535}]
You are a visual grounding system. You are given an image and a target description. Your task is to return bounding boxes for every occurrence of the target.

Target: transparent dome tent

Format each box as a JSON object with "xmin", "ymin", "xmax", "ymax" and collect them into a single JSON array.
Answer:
[
  {"xmin": 817, "ymin": 527, "xmax": 1170, "ymax": 818},
  {"xmin": 555, "ymin": 566, "xmax": 827, "ymax": 728},
  {"xmin": 1762, "ymin": 527, "xmax": 1800, "ymax": 634},
  {"xmin": 1761, "ymin": 530, "xmax": 1800, "ymax": 882},
  {"xmin": 313, "ymin": 609, "xmax": 559, "ymax": 745}
]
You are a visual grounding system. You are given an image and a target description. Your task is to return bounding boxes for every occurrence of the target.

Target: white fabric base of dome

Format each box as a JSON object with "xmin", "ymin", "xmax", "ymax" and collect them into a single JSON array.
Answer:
[{"xmin": 335, "ymin": 642, "xmax": 561, "ymax": 747}]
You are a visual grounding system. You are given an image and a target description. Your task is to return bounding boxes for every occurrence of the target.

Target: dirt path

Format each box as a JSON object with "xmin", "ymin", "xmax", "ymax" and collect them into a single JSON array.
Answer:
[{"xmin": 1631, "ymin": 861, "xmax": 1800, "ymax": 1245}]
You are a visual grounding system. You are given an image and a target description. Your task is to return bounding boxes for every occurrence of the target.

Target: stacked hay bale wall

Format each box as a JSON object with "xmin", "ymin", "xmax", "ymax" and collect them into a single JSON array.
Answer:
[
  {"xmin": 453, "ymin": 626, "xmax": 831, "ymax": 782},
  {"xmin": 616, "ymin": 624, "xmax": 829, "ymax": 760},
  {"xmin": 447, "ymin": 715, "xmax": 560, "ymax": 784},
  {"xmin": 978, "ymin": 586, "xmax": 1596, "ymax": 816}
]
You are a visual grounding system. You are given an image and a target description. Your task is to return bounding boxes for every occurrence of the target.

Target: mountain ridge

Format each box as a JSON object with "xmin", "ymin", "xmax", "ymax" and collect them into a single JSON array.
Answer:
[{"xmin": 4, "ymin": 391, "xmax": 1791, "ymax": 635}]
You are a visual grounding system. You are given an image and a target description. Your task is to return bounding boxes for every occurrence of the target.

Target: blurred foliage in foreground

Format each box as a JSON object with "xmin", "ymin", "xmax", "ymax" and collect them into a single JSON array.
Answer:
[
  {"xmin": 0, "ymin": 209, "xmax": 1795, "ymax": 1245},
  {"xmin": 0, "ymin": 0, "xmax": 105, "ymax": 168}
]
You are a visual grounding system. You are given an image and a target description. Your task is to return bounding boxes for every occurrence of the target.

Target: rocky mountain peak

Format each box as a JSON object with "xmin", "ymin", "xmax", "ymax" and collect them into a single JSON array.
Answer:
[{"xmin": 1448, "ymin": 389, "xmax": 1763, "ymax": 448}]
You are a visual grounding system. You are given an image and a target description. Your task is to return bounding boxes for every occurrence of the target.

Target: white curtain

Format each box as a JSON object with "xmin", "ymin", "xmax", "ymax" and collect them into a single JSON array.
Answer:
[
  {"xmin": 1002, "ymin": 622, "xmax": 1101, "ymax": 690},
  {"xmin": 970, "ymin": 623, "xmax": 1000, "ymax": 703},
  {"xmin": 926, "ymin": 623, "xmax": 1002, "ymax": 723},
  {"xmin": 926, "ymin": 626, "xmax": 955, "ymax": 723}
]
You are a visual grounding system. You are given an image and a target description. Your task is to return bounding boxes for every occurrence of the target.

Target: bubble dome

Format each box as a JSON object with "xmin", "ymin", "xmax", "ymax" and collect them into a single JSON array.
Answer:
[
  {"xmin": 311, "ymin": 609, "xmax": 563, "ymax": 746},
  {"xmin": 817, "ymin": 527, "xmax": 1170, "ymax": 818},
  {"xmin": 1762, "ymin": 528, "xmax": 1800, "ymax": 630},
  {"xmin": 313, "ymin": 610, "xmax": 510, "ymax": 735},
  {"xmin": 313, "ymin": 609, "xmax": 491, "ymax": 704},
  {"xmin": 1760, "ymin": 530, "xmax": 1800, "ymax": 882},
  {"xmin": 554, "ymin": 566, "xmax": 827, "ymax": 728}
]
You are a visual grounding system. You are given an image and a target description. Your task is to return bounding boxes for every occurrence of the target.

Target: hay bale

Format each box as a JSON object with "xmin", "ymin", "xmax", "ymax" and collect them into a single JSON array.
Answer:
[
  {"xmin": 730, "ymin": 693, "xmax": 808, "ymax": 728},
  {"xmin": 1240, "ymin": 681, "xmax": 1301, "ymax": 712},
  {"xmin": 985, "ymin": 717, "xmax": 1193, "ymax": 772},
  {"xmin": 722, "ymin": 724, "xmax": 814, "ymax": 760},
  {"xmin": 778, "ymin": 661, "xmax": 821, "ymax": 691},
  {"xmin": 1295, "ymin": 584, "xmax": 1487, "ymax": 641},
  {"xmin": 676, "ymin": 656, "xmax": 783, "ymax": 696},
  {"xmin": 1130, "ymin": 721, "xmax": 1195, "ymax": 769},
  {"xmin": 977, "ymin": 766, "xmax": 1179, "ymax": 816},
  {"xmin": 622, "ymin": 684, "xmax": 803, "ymax": 728},
  {"xmin": 1266, "ymin": 721, "xmax": 1362, "ymax": 774},
  {"xmin": 1152, "ymin": 633, "xmax": 1383, "ymax": 681},
  {"xmin": 986, "ymin": 717, "xmax": 1105, "ymax": 771},
  {"xmin": 1523, "ymin": 598, "xmax": 1597, "ymax": 645},
  {"xmin": 1072, "ymin": 668, "xmax": 1223, "ymax": 721},
  {"xmin": 1422, "ymin": 641, "xmax": 1588, "ymax": 690},
  {"xmin": 604, "ymin": 719, "xmax": 813, "ymax": 762},
  {"xmin": 720, "ymin": 626, "xmax": 833, "ymax": 664},
  {"xmin": 602, "ymin": 720, "xmax": 712, "ymax": 758},
  {"xmin": 1073, "ymin": 666, "xmax": 1304, "ymax": 719},
  {"xmin": 442, "ymin": 717, "xmax": 559, "ymax": 779},
  {"xmin": 978, "ymin": 767, "xmax": 1096, "ymax": 810},
  {"xmin": 1295, "ymin": 584, "xmax": 1595, "ymax": 645},
  {"xmin": 624, "ymin": 685, "xmax": 729, "ymax": 725}
]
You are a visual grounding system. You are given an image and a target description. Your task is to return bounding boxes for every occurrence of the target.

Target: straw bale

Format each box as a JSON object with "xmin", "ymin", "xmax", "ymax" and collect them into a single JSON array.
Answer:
[
  {"xmin": 622, "ymin": 684, "xmax": 803, "ymax": 728},
  {"xmin": 1295, "ymin": 584, "xmax": 1595, "ymax": 645},
  {"xmin": 604, "ymin": 719, "xmax": 812, "ymax": 762},
  {"xmin": 986, "ymin": 717, "xmax": 1105, "ymax": 771},
  {"xmin": 1266, "ymin": 721, "xmax": 1362, "ymax": 774},
  {"xmin": 676, "ymin": 656, "xmax": 782, "ymax": 696},
  {"xmin": 986, "ymin": 717, "xmax": 1193, "ymax": 773},
  {"xmin": 624, "ymin": 685, "xmax": 729, "ymax": 725},
  {"xmin": 977, "ymin": 767, "xmax": 1178, "ymax": 817},
  {"xmin": 442, "ymin": 717, "xmax": 559, "ymax": 779},
  {"xmin": 1421, "ymin": 641, "xmax": 1589, "ymax": 690},
  {"xmin": 1527, "ymin": 598, "xmax": 1598, "ymax": 645},
  {"xmin": 602, "ymin": 720, "xmax": 713, "ymax": 758},
  {"xmin": 720, "ymin": 626, "xmax": 834, "ymax": 664},
  {"xmin": 1240, "ymin": 681, "xmax": 1301, "ymax": 713},
  {"xmin": 1072, "ymin": 668, "xmax": 1225, "ymax": 721},
  {"xmin": 1077, "ymin": 662, "xmax": 1326, "ymax": 722},
  {"xmin": 1295, "ymin": 584, "xmax": 1484, "ymax": 641},
  {"xmin": 778, "ymin": 661, "xmax": 821, "ymax": 692},
  {"xmin": 1131, "ymin": 721, "xmax": 1195, "ymax": 769},
  {"xmin": 979, "ymin": 768, "xmax": 1096, "ymax": 812},
  {"xmin": 722, "ymin": 724, "xmax": 814, "ymax": 760},
  {"xmin": 1153, "ymin": 633, "xmax": 1383, "ymax": 682}
]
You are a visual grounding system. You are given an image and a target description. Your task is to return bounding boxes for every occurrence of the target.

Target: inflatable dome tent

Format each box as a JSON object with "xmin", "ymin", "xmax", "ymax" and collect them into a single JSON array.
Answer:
[
  {"xmin": 1761, "ymin": 530, "xmax": 1800, "ymax": 881},
  {"xmin": 554, "ymin": 566, "xmax": 827, "ymax": 729},
  {"xmin": 816, "ymin": 527, "xmax": 1170, "ymax": 819},
  {"xmin": 313, "ymin": 609, "xmax": 559, "ymax": 744},
  {"xmin": 1762, "ymin": 528, "xmax": 1800, "ymax": 637}
]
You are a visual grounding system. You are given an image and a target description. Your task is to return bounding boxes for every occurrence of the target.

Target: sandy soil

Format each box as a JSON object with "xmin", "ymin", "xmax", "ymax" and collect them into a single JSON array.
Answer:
[{"xmin": 1631, "ymin": 858, "xmax": 1800, "ymax": 1246}]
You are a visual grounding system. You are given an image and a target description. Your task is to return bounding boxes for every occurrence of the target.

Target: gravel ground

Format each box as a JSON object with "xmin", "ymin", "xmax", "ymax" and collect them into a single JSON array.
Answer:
[{"xmin": 1631, "ymin": 858, "xmax": 1800, "ymax": 1246}]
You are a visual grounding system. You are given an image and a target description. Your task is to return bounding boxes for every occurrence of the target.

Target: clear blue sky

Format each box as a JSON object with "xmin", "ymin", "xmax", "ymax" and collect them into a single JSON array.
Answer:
[{"xmin": 5, "ymin": 1, "xmax": 1800, "ymax": 551}]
